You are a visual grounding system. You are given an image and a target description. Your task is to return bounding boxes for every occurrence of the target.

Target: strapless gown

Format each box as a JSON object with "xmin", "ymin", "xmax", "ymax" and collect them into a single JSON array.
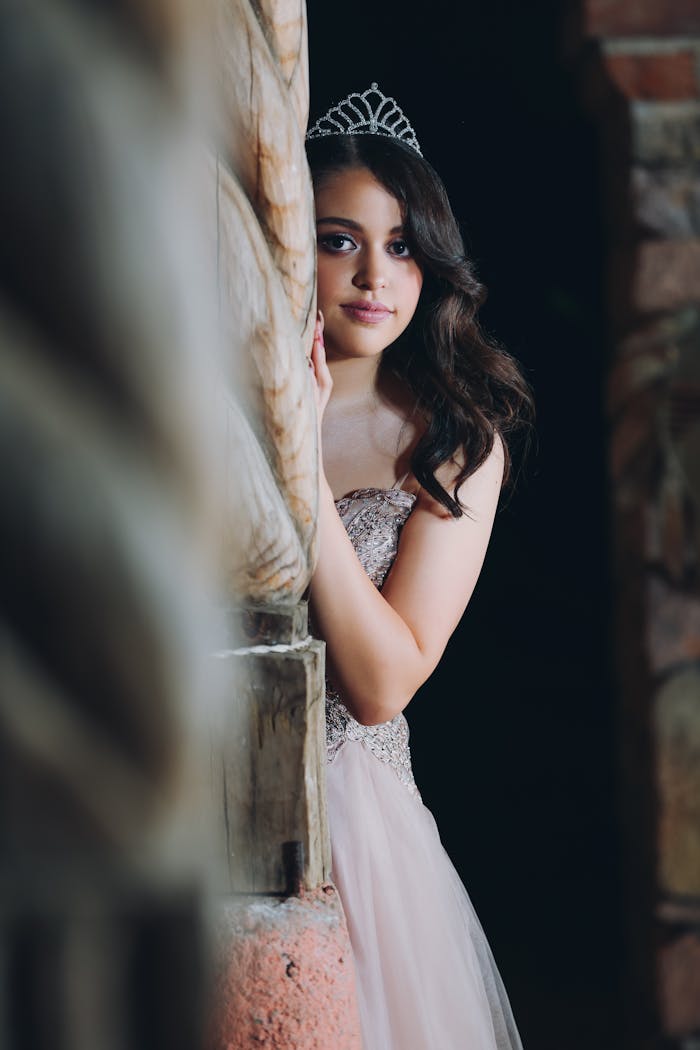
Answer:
[{"xmin": 321, "ymin": 486, "xmax": 523, "ymax": 1050}]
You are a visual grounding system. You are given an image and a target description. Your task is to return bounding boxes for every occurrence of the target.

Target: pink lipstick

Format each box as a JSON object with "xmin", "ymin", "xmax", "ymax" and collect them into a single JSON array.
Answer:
[{"xmin": 341, "ymin": 300, "xmax": 394, "ymax": 324}]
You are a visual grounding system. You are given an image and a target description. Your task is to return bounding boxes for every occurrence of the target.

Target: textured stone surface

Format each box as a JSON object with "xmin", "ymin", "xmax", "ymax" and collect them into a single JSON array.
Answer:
[
  {"xmin": 576, "ymin": 8, "xmax": 700, "ymax": 1047},
  {"xmin": 207, "ymin": 887, "xmax": 362, "ymax": 1050},
  {"xmin": 606, "ymin": 50, "xmax": 699, "ymax": 101},
  {"xmin": 633, "ymin": 167, "xmax": 700, "ymax": 237},
  {"xmin": 647, "ymin": 576, "xmax": 700, "ymax": 673},
  {"xmin": 632, "ymin": 101, "xmax": 700, "ymax": 165},
  {"xmin": 658, "ymin": 931, "xmax": 700, "ymax": 1037},
  {"xmin": 655, "ymin": 668, "xmax": 700, "ymax": 896},
  {"xmin": 633, "ymin": 237, "xmax": 700, "ymax": 312}
]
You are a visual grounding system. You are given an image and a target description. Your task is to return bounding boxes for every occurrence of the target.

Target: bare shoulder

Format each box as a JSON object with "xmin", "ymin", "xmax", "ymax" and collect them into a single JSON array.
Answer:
[{"xmin": 411, "ymin": 434, "xmax": 505, "ymax": 520}]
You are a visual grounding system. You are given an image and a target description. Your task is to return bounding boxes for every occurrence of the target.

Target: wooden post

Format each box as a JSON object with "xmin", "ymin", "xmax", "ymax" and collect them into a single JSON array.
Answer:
[{"xmin": 214, "ymin": 604, "xmax": 329, "ymax": 894}]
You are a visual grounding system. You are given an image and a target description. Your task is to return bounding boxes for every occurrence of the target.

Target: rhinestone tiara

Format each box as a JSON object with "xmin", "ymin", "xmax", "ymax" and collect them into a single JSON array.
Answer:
[{"xmin": 306, "ymin": 82, "xmax": 423, "ymax": 157}]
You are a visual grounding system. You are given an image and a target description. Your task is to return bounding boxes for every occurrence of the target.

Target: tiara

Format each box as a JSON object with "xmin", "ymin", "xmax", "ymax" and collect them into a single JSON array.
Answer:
[{"xmin": 306, "ymin": 82, "xmax": 423, "ymax": 157}]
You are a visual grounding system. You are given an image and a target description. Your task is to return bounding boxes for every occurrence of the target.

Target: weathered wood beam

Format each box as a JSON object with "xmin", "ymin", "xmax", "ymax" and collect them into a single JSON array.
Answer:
[{"xmin": 213, "ymin": 604, "xmax": 329, "ymax": 893}]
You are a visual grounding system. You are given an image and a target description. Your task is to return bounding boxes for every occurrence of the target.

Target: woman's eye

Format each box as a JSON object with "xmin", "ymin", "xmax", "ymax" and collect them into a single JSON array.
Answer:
[
  {"xmin": 318, "ymin": 233, "xmax": 356, "ymax": 252},
  {"xmin": 389, "ymin": 239, "xmax": 411, "ymax": 257}
]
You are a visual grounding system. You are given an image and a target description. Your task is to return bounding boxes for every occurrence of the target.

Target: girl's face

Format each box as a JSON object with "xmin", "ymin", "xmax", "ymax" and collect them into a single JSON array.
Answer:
[{"xmin": 314, "ymin": 166, "xmax": 423, "ymax": 362}]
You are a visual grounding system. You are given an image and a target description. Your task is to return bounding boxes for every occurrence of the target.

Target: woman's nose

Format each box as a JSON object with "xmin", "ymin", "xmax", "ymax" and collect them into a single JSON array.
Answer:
[{"xmin": 352, "ymin": 252, "xmax": 387, "ymax": 291}]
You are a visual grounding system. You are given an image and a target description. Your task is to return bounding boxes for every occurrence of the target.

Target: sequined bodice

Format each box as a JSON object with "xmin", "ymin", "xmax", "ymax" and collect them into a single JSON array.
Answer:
[{"xmin": 323, "ymin": 487, "xmax": 421, "ymax": 800}]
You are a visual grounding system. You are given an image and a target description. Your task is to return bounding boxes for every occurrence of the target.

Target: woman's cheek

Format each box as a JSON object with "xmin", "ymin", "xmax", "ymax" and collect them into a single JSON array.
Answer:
[
  {"xmin": 315, "ymin": 259, "xmax": 338, "ymax": 311},
  {"xmin": 400, "ymin": 270, "xmax": 423, "ymax": 323}
]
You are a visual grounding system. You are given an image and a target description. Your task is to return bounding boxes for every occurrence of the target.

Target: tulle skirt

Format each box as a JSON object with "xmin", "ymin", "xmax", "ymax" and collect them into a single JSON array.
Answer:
[{"xmin": 326, "ymin": 739, "xmax": 523, "ymax": 1050}]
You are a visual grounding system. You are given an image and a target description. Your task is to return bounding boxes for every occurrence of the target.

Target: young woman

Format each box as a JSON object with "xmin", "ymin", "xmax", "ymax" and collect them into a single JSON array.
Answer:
[{"xmin": 306, "ymin": 84, "xmax": 532, "ymax": 1050}]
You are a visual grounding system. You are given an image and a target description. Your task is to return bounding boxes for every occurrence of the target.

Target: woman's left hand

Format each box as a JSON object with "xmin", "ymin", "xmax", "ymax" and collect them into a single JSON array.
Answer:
[{"xmin": 309, "ymin": 310, "xmax": 333, "ymax": 446}]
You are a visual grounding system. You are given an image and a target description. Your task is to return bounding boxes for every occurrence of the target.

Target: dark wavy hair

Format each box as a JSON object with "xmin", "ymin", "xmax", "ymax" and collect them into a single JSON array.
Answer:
[{"xmin": 306, "ymin": 133, "xmax": 534, "ymax": 517}]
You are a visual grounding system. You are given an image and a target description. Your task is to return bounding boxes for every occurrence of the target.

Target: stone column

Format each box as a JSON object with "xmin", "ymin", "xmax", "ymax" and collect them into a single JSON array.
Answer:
[{"xmin": 567, "ymin": 2, "xmax": 700, "ymax": 1045}]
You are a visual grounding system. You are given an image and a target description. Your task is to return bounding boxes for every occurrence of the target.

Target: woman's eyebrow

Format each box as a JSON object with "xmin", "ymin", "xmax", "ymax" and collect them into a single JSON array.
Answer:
[
  {"xmin": 316, "ymin": 216, "xmax": 404, "ymax": 235},
  {"xmin": 317, "ymin": 216, "xmax": 362, "ymax": 230}
]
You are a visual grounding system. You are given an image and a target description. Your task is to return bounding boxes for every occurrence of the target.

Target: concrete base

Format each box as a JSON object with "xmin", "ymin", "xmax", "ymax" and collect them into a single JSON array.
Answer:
[{"xmin": 207, "ymin": 884, "xmax": 362, "ymax": 1049}]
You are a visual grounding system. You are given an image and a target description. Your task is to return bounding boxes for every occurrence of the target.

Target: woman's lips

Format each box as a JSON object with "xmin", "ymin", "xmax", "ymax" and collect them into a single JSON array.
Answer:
[{"xmin": 340, "ymin": 301, "xmax": 394, "ymax": 324}]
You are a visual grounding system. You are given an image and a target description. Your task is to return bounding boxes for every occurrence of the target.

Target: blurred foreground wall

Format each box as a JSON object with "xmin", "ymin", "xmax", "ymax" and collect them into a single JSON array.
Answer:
[{"xmin": 0, "ymin": 2, "xmax": 224, "ymax": 1045}]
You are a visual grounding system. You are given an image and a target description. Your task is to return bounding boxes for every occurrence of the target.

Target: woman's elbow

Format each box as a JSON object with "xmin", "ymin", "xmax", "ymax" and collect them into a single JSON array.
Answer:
[
  {"xmin": 335, "ymin": 645, "xmax": 435, "ymax": 725},
  {"xmin": 346, "ymin": 679, "xmax": 421, "ymax": 726}
]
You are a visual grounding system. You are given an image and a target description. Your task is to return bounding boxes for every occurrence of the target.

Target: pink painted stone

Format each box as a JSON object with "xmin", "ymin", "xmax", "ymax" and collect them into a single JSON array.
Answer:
[{"xmin": 206, "ymin": 884, "xmax": 362, "ymax": 1049}]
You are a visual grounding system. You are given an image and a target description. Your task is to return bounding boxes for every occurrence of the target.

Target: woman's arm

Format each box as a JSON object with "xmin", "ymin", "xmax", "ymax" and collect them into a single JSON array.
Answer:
[
  {"xmin": 309, "ymin": 444, "xmax": 504, "ymax": 725},
  {"xmin": 307, "ymin": 314, "xmax": 504, "ymax": 725}
]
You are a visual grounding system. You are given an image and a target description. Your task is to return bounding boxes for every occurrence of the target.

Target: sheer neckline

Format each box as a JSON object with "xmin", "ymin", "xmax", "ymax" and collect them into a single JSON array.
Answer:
[{"xmin": 333, "ymin": 486, "xmax": 418, "ymax": 506}]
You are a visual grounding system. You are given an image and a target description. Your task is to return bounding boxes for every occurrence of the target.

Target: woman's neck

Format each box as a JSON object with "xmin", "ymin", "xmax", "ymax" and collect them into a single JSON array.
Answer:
[{"xmin": 326, "ymin": 355, "xmax": 382, "ymax": 412}]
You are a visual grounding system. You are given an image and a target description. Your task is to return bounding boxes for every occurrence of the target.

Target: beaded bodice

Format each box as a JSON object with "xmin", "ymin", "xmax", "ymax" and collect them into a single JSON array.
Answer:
[{"xmin": 324, "ymin": 487, "xmax": 421, "ymax": 800}]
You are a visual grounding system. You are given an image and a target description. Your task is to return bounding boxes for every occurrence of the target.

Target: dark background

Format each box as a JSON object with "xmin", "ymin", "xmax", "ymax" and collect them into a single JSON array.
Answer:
[{"xmin": 307, "ymin": 2, "xmax": 624, "ymax": 1047}]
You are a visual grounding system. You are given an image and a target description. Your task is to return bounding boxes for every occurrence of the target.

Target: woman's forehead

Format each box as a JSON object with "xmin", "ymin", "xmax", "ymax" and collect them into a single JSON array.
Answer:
[{"xmin": 314, "ymin": 167, "xmax": 404, "ymax": 228}]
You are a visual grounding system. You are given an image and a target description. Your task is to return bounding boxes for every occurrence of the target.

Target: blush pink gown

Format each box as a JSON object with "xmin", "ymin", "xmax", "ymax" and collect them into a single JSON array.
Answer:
[{"xmin": 321, "ymin": 484, "xmax": 523, "ymax": 1050}]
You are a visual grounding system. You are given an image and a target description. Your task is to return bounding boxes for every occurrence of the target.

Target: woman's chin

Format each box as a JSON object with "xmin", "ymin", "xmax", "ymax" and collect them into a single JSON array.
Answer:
[
  {"xmin": 324, "ymin": 328, "xmax": 401, "ymax": 361},
  {"xmin": 325, "ymin": 340, "xmax": 388, "ymax": 362}
]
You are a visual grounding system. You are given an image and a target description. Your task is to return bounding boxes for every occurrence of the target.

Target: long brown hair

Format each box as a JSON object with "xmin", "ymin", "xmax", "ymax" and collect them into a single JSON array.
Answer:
[{"xmin": 307, "ymin": 133, "xmax": 534, "ymax": 517}]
